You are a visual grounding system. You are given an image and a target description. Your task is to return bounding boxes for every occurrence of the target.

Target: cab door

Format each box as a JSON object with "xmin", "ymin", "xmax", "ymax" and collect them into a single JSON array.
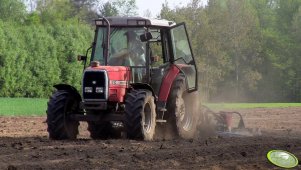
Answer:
[{"xmin": 168, "ymin": 23, "xmax": 198, "ymax": 91}]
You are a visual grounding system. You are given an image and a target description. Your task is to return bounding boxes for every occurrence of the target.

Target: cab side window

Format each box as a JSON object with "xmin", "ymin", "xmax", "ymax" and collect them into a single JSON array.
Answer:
[
  {"xmin": 170, "ymin": 23, "xmax": 197, "ymax": 90},
  {"xmin": 170, "ymin": 25, "xmax": 193, "ymax": 64}
]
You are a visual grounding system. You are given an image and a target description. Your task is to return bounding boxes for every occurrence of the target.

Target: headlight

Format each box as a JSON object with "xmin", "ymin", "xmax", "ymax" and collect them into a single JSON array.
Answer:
[
  {"xmin": 85, "ymin": 87, "xmax": 93, "ymax": 93},
  {"xmin": 96, "ymin": 87, "xmax": 104, "ymax": 93}
]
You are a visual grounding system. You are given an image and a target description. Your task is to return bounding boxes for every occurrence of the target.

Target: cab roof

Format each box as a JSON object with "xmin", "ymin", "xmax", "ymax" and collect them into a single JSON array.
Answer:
[{"xmin": 95, "ymin": 16, "xmax": 176, "ymax": 28}]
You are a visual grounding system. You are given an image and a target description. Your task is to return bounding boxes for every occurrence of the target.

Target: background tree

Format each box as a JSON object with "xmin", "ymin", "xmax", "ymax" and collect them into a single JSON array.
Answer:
[
  {"xmin": 211, "ymin": 0, "xmax": 262, "ymax": 102},
  {"xmin": 36, "ymin": 0, "xmax": 77, "ymax": 24},
  {"xmin": 0, "ymin": 0, "xmax": 26, "ymax": 22},
  {"xmin": 97, "ymin": 0, "xmax": 138, "ymax": 17},
  {"xmin": 1, "ymin": 0, "xmax": 301, "ymax": 102},
  {"xmin": 70, "ymin": 0, "xmax": 98, "ymax": 23},
  {"xmin": 113, "ymin": 0, "xmax": 137, "ymax": 16},
  {"xmin": 98, "ymin": 1, "xmax": 119, "ymax": 17}
]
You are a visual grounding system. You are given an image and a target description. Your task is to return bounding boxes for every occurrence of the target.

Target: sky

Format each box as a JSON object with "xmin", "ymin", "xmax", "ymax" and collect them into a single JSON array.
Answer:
[
  {"xmin": 136, "ymin": 0, "xmax": 190, "ymax": 17},
  {"xmin": 24, "ymin": 0, "xmax": 206, "ymax": 17}
]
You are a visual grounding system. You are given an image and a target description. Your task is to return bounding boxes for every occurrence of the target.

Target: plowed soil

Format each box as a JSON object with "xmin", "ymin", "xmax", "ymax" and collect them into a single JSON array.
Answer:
[{"xmin": 0, "ymin": 107, "xmax": 300, "ymax": 169}]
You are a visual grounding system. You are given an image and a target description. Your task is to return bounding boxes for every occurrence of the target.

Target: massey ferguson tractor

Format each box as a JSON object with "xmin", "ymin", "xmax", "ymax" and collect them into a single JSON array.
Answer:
[{"xmin": 46, "ymin": 17, "xmax": 200, "ymax": 140}]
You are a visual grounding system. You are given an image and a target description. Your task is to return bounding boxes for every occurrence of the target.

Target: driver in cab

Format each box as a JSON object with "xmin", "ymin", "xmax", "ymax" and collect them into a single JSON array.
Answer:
[{"xmin": 108, "ymin": 30, "xmax": 146, "ymax": 66}]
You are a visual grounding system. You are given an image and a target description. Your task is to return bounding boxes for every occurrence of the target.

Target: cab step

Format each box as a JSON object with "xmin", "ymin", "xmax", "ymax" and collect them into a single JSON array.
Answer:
[{"xmin": 156, "ymin": 119, "xmax": 167, "ymax": 123}]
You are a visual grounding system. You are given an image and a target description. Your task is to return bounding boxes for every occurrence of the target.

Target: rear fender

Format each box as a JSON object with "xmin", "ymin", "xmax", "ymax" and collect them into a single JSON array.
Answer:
[
  {"xmin": 53, "ymin": 84, "xmax": 82, "ymax": 102},
  {"xmin": 158, "ymin": 65, "xmax": 182, "ymax": 102}
]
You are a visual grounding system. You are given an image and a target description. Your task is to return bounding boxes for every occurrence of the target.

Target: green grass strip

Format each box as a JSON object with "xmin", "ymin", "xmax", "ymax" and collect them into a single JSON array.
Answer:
[
  {"xmin": 0, "ymin": 98, "xmax": 48, "ymax": 116},
  {"xmin": 1, "ymin": 98, "xmax": 301, "ymax": 116},
  {"xmin": 205, "ymin": 103, "xmax": 301, "ymax": 110}
]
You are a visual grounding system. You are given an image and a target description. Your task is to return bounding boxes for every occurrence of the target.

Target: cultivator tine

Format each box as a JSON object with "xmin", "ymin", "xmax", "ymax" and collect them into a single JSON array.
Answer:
[{"xmin": 232, "ymin": 112, "xmax": 245, "ymax": 129}]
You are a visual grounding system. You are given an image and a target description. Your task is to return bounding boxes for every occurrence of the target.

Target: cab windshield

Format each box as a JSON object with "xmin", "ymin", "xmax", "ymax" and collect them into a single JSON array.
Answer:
[{"xmin": 92, "ymin": 27, "xmax": 146, "ymax": 67}]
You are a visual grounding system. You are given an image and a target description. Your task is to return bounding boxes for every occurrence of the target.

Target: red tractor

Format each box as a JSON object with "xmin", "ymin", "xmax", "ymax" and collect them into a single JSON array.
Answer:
[{"xmin": 46, "ymin": 17, "xmax": 199, "ymax": 140}]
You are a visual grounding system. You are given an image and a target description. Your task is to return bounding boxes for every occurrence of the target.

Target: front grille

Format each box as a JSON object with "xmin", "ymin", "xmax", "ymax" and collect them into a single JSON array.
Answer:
[{"xmin": 82, "ymin": 70, "xmax": 108, "ymax": 100}]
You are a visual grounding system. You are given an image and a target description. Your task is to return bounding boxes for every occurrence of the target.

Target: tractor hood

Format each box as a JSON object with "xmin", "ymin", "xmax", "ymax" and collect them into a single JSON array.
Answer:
[
  {"xmin": 85, "ymin": 65, "xmax": 130, "ymax": 72},
  {"xmin": 85, "ymin": 65, "xmax": 131, "ymax": 82},
  {"xmin": 83, "ymin": 65, "xmax": 131, "ymax": 102}
]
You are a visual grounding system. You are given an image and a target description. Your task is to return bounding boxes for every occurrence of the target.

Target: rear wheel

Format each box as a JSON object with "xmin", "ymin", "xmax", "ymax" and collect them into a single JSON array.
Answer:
[
  {"xmin": 167, "ymin": 75, "xmax": 198, "ymax": 139},
  {"xmin": 47, "ymin": 90, "xmax": 80, "ymax": 140},
  {"xmin": 125, "ymin": 89, "xmax": 156, "ymax": 140}
]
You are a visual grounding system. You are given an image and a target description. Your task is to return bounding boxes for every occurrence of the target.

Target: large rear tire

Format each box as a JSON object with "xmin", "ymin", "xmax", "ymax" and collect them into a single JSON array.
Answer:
[
  {"xmin": 167, "ymin": 75, "xmax": 199, "ymax": 139},
  {"xmin": 125, "ymin": 89, "xmax": 156, "ymax": 140},
  {"xmin": 47, "ymin": 90, "xmax": 80, "ymax": 140}
]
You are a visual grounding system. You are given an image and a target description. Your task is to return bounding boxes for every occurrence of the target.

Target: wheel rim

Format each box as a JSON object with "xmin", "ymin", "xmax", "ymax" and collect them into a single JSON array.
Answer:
[
  {"xmin": 182, "ymin": 110, "xmax": 192, "ymax": 131},
  {"xmin": 179, "ymin": 97, "xmax": 192, "ymax": 132},
  {"xmin": 143, "ymin": 102, "xmax": 152, "ymax": 133}
]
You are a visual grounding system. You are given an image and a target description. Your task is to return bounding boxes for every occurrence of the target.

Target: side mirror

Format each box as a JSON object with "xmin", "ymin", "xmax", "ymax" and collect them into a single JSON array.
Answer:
[
  {"xmin": 140, "ymin": 32, "xmax": 153, "ymax": 42},
  {"xmin": 77, "ymin": 55, "xmax": 87, "ymax": 61}
]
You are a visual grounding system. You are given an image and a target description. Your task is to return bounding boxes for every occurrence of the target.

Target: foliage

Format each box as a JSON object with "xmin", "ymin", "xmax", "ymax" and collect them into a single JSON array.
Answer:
[
  {"xmin": 0, "ymin": 20, "xmax": 93, "ymax": 97},
  {"xmin": 0, "ymin": 0, "xmax": 136, "ymax": 98},
  {"xmin": 0, "ymin": 0, "xmax": 27, "ymax": 23},
  {"xmin": 1, "ymin": 0, "xmax": 301, "ymax": 103},
  {"xmin": 98, "ymin": 1, "xmax": 119, "ymax": 17},
  {"xmin": 97, "ymin": 0, "xmax": 138, "ymax": 17},
  {"xmin": 161, "ymin": 0, "xmax": 301, "ymax": 102}
]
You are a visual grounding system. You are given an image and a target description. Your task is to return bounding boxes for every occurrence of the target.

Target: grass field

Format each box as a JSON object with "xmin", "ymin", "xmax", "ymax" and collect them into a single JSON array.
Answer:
[
  {"xmin": 0, "ymin": 98, "xmax": 48, "ymax": 116},
  {"xmin": 206, "ymin": 103, "xmax": 301, "ymax": 110},
  {"xmin": 1, "ymin": 98, "xmax": 301, "ymax": 116}
]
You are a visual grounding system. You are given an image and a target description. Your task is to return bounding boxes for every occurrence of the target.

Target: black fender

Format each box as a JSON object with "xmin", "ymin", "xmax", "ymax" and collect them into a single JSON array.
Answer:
[
  {"xmin": 130, "ymin": 83, "xmax": 157, "ymax": 101},
  {"xmin": 53, "ymin": 84, "xmax": 82, "ymax": 102}
]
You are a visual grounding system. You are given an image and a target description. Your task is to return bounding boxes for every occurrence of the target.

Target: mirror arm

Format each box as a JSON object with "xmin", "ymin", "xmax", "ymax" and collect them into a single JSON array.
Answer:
[{"xmin": 84, "ymin": 45, "xmax": 93, "ymax": 70}]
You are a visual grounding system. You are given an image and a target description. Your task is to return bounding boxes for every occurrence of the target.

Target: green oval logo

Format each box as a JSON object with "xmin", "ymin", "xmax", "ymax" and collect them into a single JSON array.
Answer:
[{"xmin": 267, "ymin": 150, "xmax": 299, "ymax": 168}]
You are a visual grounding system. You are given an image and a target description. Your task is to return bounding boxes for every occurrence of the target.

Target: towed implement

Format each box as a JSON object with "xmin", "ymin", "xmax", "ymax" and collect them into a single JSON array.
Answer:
[{"xmin": 201, "ymin": 105, "xmax": 261, "ymax": 137}]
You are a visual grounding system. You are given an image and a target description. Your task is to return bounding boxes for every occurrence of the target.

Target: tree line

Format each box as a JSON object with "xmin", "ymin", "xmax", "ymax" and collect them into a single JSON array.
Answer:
[
  {"xmin": 162, "ymin": 0, "xmax": 301, "ymax": 102},
  {"xmin": 0, "ymin": 0, "xmax": 301, "ymax": 102},
  {"xmin": 0, "ymin": 0, "xmax": 136, "ymax": 98}
]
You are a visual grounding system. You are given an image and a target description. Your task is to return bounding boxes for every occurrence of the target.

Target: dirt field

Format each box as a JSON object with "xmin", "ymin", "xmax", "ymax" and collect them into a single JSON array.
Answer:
[{"xmin": 0, "ymin": 107, "xmax": 300, "ymax": 169}]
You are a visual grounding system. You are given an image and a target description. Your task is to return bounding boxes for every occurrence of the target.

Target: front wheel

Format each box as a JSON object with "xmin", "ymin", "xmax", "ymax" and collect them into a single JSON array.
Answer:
[
  {"xmin": 124, "ymin": 89, "xmax": 156, "ymax": 140},
  {"xmin": 46, "ymin": 90, "xmax": 80, "ymax": 140}
]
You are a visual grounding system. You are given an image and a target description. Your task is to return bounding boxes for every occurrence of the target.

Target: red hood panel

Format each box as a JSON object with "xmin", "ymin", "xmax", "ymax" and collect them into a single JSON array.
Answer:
[
  {"xmin": 85, "ymin": 66, "xmax": 131, "ymax": 103},
  {"xmin": 86, "ymin": 66, "xmax": 130, "ymax": 72}
]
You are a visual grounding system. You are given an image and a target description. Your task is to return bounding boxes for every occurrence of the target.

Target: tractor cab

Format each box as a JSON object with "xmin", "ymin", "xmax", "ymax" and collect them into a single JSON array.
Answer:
[
  {"xmin": 93, "ymin": 25, "xmax": 148, "ymax": 83},
  {"xmin": 88, "ymin": 17, "xmax": 197, "ymax": 94}
]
